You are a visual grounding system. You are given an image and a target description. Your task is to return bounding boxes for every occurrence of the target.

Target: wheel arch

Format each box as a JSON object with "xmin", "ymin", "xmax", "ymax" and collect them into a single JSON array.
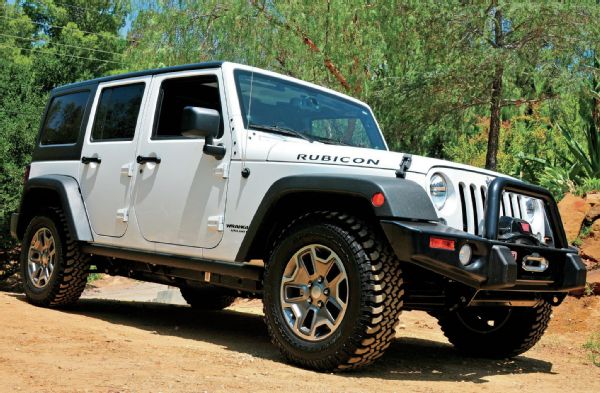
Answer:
[
  {"xmin": 235, "ymin": 174, "xmax": 438, "ymax": 262},
  {"xmin": 14, "ymin": 175, "xmax": 93, "ymax": 242}
]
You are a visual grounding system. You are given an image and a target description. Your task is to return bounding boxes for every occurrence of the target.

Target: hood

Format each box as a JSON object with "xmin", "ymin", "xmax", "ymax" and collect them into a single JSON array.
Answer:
[{"xmin": 266, "ymin": 140, "xmax": 504, "ymax": 178}]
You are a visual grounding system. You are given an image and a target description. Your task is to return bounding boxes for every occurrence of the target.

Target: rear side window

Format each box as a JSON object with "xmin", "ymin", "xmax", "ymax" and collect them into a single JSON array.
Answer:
[
  {"xmin": 40, "ymin": 91, "xmax": 90, "ymax": 145},
  {"xmin": 91, "ymin": 83, "xmax": 145, "ymax": 142}
]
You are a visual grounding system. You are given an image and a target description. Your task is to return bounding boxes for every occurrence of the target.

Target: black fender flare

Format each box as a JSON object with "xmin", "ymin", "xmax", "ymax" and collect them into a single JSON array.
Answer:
[
  {"xmin": 235, "ymin": 174, "xmax": 438, "ymax": 261},
  {"xmin": 13, "ymin": 175, "xmax": 93, "ymax": 242}
]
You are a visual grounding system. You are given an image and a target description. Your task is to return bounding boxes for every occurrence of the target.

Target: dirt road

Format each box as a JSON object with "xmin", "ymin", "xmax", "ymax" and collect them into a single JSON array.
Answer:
[{"xmin": 0, "ymin": 282, "xmax": 598, "ymax": 393}]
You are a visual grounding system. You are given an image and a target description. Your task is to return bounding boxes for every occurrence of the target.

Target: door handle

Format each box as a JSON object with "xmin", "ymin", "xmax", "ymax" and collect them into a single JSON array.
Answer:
[
  {"xmin": 81, "ymin": 156, "xmax": 101, "ymax": 164},
  {"xmin": 137, "ymin": 155, "xmax": 161, "ymax": 165}
]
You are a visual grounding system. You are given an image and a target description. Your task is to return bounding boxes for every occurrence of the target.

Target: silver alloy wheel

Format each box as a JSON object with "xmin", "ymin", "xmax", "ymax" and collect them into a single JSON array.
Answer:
[
  {"xmin": 280, "ymin": 244, "xmax": 349, "ymax": 341},
  {"xmin": 27, "ymin": 227, "xmax": 56, "ymax": 289}
]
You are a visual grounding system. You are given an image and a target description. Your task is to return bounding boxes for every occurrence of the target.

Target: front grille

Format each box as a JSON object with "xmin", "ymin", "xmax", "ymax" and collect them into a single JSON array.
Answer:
[{"xmin": 458, "ymin": 182, "xmax": 530, "ymax": 236}]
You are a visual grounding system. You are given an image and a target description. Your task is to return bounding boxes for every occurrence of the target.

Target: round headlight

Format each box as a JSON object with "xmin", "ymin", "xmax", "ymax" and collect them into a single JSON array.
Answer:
[{"xmin": 430, "ymin": 173, "xmax": 448, "ymax": 209}]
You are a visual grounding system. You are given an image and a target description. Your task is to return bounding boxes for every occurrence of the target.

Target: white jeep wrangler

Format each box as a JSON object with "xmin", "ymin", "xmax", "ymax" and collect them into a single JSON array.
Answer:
[{"xmin": 11, "ymin": 62, "xmax": 586, "ymax": 371}]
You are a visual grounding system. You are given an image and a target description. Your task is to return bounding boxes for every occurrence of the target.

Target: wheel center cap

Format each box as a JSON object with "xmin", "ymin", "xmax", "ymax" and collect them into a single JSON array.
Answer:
[{"xmin": 310, "ymin": 284, "xmax": 323, "ymax": 299}]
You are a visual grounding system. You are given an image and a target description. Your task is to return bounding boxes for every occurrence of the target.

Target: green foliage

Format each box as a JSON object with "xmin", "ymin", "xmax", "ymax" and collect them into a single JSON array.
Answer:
[
  {"xmin": 584, "ymin": 333, "xmax": 600, "ymax": 367},
  {"xmin": 558, "ymin": 122, "xmax": 600, "ymax": 179},
  {"xmin": 0, "ymin": 57, "xmax": 45, "ymax": 249},
  {"xmin": 573, "ymin": 225, "xmax": 592, "ymax": 247},
  {"xmin": 0, "ymin": 1, "xmax": 127, "ymax": 248},
  {"xmin": 575, "ymin": 178, "xmax": 600, "ymax": 197}
]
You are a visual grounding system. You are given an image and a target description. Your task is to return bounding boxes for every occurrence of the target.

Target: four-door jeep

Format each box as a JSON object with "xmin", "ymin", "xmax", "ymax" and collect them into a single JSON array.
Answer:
[{"xmin": 11, "ymin": 61, "xmax": 586, "ymax": 371}]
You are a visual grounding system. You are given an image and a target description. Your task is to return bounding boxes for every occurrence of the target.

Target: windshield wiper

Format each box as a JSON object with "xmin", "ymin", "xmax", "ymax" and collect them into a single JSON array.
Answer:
[
  {"xmin": 248, "ymin": 123, "xmax": 314, "ymax": 142},
  {"xmin": 311, "ymin": 136, "xmax": 352, "ymax": 146}
]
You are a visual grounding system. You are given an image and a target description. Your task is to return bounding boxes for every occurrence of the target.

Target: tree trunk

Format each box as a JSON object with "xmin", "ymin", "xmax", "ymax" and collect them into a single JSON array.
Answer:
[
  {"xmin": 485, "ymin": 3, "xmax": 503, "ymax": 171},
  {"xmin": 486, "ymin": 64, "xmax": 503, "ymax": 170}
]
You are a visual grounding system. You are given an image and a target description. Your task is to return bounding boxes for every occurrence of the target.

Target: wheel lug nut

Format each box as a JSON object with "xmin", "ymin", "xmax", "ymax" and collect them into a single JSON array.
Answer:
[
  {"xmin": 307, "ymin": 297, "xmax": 312, "ymax": 303},
  {"xmin": 318, "ymin": 301, "xmax": 323, "ymax": 308},
  {"xmin": 323, "ymin": 288, "xmax": 329, "ymax": 296},
  {"xmin": 318, "ymin": 276, "xmax": 324, "ymax": 283},
  {"xmin": 307, "ymin": 282, "xmax": 312, "ymax": 288}
]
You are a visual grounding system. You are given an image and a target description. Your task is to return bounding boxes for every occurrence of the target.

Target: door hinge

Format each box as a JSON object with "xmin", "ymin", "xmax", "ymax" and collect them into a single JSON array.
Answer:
[
  {"xmin": 120, "ymin": 162, "xmax": 134, "ymax": 177},
  {"xmin": 214, "ymin": 163, "xmax": 229, "ymax": 179},
  {"xmin": 116, "ymin": 208, "xmax": 129, "ymax": 222},
  {"xmin": 207, "ymin": 215, "xmax": 224, "ymax": 232}
]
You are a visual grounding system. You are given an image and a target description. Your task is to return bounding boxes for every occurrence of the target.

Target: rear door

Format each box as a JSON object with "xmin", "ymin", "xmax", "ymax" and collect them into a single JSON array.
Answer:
[
  {"xmin": 132, "ymin": 70, "xmax": 231, "ymax": 248},
  {"xmin": 79, "ymin": 77, "xmax": 150, "ymax": 237}
]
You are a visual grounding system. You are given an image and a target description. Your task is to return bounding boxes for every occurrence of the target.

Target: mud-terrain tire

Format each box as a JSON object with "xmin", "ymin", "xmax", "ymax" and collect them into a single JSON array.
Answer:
[
  {"xmin": 180, "ymin": 286, "xmax": 236, "ymax": 310},
  {"xmin": 263, "ymin": 211, "xmax": 404, "ymax": 372},
  {"xmin": 436, "ymin": 301, "xmax": 552, "ymax": 358},
  {"xmin": 20, "ymin": 209, "xmax": 90, "ymax": 307}
]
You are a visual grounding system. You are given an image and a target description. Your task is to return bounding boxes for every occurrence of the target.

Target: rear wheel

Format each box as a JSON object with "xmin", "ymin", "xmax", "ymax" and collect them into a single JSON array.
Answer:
[
  {"xmin": 20, "ymin": 209, "xmax": 90, "ymax": 307},
  {"xmin": 436, "ymin": 302, "xmax": 552, "ymax": 358},
  {"xmin": 180, "ymin": 285, "xmax": 236, "ymax": 311},
  {"xmin": 263, "ymin": 211, "xmax": 404, "ymax": 371}
]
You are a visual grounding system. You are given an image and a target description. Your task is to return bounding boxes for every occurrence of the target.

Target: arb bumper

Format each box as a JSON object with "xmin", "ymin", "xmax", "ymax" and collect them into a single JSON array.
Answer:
[
  {"xmin": 381, "ymin": 177, "xmax": 586, "ymax": 292},
  {"xmin": 381, "ymin": 220, "xmax": 586, "ymax": 291}
]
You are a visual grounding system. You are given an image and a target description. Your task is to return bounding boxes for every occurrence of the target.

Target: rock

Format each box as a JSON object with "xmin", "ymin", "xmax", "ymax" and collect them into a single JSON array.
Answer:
[
  {"xmin": 585, "ymin": 192, "xmax": 600, "ymax": 206},
  {"xmin": 580, "ymin": 234, "xmax": 600, "ymax": 263},
  {"xmin": 592, "ymin": 219, "xmax": 600, "ymax": 233},
  {"xmin": 586, "ymin": 204, "xmax": 600, "ymax": 222},
  {"xmin": 558, "ymin": 193, "xmax": 591, "ymax": 244}
]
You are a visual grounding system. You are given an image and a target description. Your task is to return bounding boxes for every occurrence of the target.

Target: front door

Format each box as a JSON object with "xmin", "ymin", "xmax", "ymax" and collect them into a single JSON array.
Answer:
[
  {"xmin": 132, "ymin": 71, "xmax": 230, "ymax": 248},
  {"xmin": 79, "ymin": 77, "xmax": 150, "ymax": 237}
]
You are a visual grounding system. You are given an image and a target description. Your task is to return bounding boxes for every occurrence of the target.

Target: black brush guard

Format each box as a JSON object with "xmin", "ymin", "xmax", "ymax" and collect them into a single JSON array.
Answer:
[{"xmin": 382, "ymin": 178, "xmax": 586, "ymax": 292}]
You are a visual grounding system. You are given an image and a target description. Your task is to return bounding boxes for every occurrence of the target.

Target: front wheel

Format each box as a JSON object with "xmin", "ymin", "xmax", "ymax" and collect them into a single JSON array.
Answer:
[
  {"xmin": 263, "ymin": 211, "xmax": 404, "ymax": 371},
  {"xmin": 436, "ymin": 302, "xmax": 552, "ymax": 358}
]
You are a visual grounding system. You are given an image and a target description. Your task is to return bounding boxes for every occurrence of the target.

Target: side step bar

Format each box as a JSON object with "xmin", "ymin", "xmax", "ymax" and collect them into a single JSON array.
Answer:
[{"xmin": 81, "ymin": 244, "xmax": 263, "ymax": 281}]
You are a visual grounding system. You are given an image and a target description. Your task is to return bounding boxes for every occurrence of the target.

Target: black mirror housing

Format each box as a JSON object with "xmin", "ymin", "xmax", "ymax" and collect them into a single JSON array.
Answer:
[{"xmin": 181, "ymin": 106, "xmax": 220, "ymax": 139}]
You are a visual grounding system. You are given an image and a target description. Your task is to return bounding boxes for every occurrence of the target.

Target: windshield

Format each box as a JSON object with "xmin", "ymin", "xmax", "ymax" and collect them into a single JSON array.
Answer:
[{"xmin": 234, "ymin": 70, "xmax": 386, "ymax": 149}]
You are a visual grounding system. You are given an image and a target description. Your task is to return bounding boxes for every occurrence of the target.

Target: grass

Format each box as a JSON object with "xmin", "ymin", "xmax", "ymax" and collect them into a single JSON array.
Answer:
[
  {"xmin": 584, "ymin": 333, "xmax": 600, "ymax": 367},
  {"xmin": 573, "ymin": 225, "xmax": 593, "ymax": 247},
  {"xmin": 87, "ymin": 265, "xmax": 103, "ymax": 284}
]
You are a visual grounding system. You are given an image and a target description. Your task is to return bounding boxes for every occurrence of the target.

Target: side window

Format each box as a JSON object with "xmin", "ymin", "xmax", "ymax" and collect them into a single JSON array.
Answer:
[
  {"xmin": 153, "ymin": 75, "xmax": 223, "ymax": 139},
  {"xmin": 40, "ymin": 91, "xmax": 90, "ymax": 145},
  {"xmin": 91, "ymin": 83, "xmax": 145, "ymax": 142}
]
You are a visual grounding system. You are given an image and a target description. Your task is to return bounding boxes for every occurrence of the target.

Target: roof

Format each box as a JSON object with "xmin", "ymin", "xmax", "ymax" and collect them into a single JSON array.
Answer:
[{"xmin": 52, "ymin": 61, "xmax": 224, "ymax": 94}]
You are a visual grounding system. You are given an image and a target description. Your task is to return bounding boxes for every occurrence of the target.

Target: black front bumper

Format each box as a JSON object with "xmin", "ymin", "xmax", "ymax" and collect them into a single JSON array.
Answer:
[
  {"xmin": 381, "ymin": 177, "xmax": 586, "ymax": 293},
  {"xmin": 381, "ymin": 220, "xmax": 586, "ymax": 292}
]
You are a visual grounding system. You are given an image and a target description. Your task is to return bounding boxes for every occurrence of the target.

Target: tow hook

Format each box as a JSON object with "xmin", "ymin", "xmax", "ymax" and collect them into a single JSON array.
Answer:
[{"xmin": 522, "ymin": 253, "xmax": 549, "ymax": 272}]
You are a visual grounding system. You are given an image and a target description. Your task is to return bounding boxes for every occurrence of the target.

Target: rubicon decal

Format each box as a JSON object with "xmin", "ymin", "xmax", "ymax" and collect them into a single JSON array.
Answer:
[{"xmin": 297, "ymin": 154, "xmax": 380, "ymax": 166}]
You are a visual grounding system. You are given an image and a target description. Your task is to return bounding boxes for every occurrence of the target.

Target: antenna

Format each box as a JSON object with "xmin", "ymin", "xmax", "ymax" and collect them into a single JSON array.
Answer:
[
  {"xmin": 241, "ymin": 69, "xmax": 254, "ymax": 178},
  {"xmin": 241, "ymin": 9, "xmax": 256, "ymax": 179}
]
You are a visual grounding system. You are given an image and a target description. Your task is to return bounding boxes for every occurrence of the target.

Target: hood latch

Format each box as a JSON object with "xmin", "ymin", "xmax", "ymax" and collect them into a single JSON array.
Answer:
[{"xmin": 396, "ymin": 154, "xmax": 412, "ymax": 178}]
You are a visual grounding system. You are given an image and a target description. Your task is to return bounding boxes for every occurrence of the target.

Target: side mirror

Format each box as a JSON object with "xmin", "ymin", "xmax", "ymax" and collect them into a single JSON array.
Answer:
[
  {"xmin": 181, "ymin": 106, "xmax": 226, "ymax": 160},
  {"xmin": 181, "ymin": 106, "xmax": 220, "ymax": 141}
]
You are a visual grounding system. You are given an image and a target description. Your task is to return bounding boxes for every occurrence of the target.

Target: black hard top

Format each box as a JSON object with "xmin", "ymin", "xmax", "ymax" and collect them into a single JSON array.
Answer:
[{"xmin": 52, "ymin": 61, "xmax": 224, "ymax": 94}]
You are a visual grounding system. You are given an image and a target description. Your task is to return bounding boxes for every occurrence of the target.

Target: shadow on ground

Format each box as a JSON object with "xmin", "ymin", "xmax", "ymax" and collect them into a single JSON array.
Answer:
[{"xmin": 12, "ymin": 294, "xmax": 554, "ymax": 383}]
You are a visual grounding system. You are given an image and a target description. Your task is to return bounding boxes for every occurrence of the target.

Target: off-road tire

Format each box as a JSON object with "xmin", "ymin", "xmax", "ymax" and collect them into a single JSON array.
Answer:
[
  {"xmin": 263, "ymin": 211, "xmax": 404, "ymax": 372},
  {"xmin": 20, "ymin": 208, "xmax": 90, "ymax": 307},
  {"xmin": 436, "ymin": 301, "xmax": 552, "ymax": 358},
  {"xmin": 180, "ymin": 286, "xmax": 236, "ymax": 310}
]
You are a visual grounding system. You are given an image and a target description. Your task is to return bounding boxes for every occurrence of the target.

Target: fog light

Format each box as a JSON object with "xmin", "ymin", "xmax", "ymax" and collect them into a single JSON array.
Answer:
[{"xmin": 459, "ymin": 244, "xmax": 472, "ymax": 266}]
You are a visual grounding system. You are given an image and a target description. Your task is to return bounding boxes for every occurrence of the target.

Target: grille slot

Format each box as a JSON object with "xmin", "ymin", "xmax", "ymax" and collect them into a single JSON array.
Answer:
[{"xmin": 459, "ymin": 183, "xmax": 530, "ymax": 236}]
